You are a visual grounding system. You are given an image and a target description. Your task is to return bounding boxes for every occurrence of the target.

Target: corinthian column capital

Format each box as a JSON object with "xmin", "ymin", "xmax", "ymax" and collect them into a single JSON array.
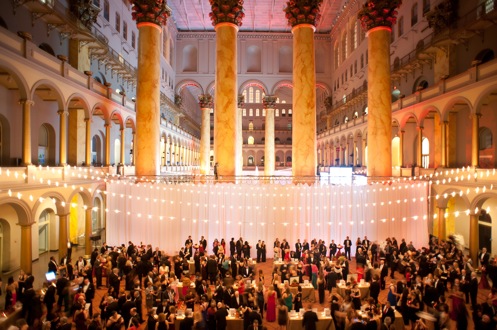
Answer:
[
  {"xmin": 262, "ymin": 95, "xmax": 277, "ymax": 109},
  {"xmin": 284, "ymin": 0, "xmax": 323, "ymax": 28},
  {"xmin": 358, "ymin": 0, "xmax": 401, "ymax": 32},
  {"xmin": 209, "ymin": 0, "xmax": 245, "ymax": 27},
  {"xmin": 198, "ymin": 94, "xmax": 213, "ymax": 109},
  {"xmin": 131, "ymin": 0, "xmax": 171, "ymax": 27}
]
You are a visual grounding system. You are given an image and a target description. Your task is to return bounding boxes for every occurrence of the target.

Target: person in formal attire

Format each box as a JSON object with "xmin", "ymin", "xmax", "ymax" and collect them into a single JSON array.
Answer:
[
  {"xmin": 214, "ymin": 163, "xmax": 219, "ymax": 180},
  {"xmin": 214, "ymin": 302, "xmax": 228, "ymax": 330},
  {"xmin": 479, "ymin": 247, "xmax": 490, "ymax": 268},
  {"xmin": 343, "ymin": 236, "xmax": 352, "ymax": 260},
  {"xmin": 329, "ymin": 240, "xmax": 337, "ymax": 259},
  {"xmin": 179, "ymin": 310, "xmax": 194, "ymax": 330},
  {"xmin": 381, "ymin": 301, "xmax": 395, "ymax": 324},
  {"xmin": 261, "ymin": 241, "xmax": 267, "ymax": 262},
  {"xmin": 295, "ymin": 239, "xmax": 302, "ymax": 260},
  {"xmin": 256, "ymin": 240, "xmax": 263, "ymax": 263},
  {"xmin": 48, "ymin": 256, "xmax": 59, "ymax": 274},
  {"xmin": 249, "ymin": 319, "xmax": 263, "ymax": 330},
  {"xmin": 277, "ymin": 298, "xmax": 288, "ymax": 330},
  {"xmin": 302, "ymin": 304, "xmax": 318, "ymax": 330},
  {"xmin": 469, "ymin": 271, "xmax": 478, "ymax": 308},
  {"xmin": 230, "ymin": 238, "xmax": 236, "ymax": 257}
]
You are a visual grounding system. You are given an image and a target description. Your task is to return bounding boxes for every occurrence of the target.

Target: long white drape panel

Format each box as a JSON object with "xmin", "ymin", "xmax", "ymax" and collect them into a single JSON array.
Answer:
[{"xmin": 106, "ymin": 181, "xmax": 429, "ymax": 256}]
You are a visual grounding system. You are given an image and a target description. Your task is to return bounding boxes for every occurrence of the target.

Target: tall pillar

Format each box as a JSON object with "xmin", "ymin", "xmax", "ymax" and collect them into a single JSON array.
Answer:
[
  {"xmin": 263, "ymin": 96, "xmax": 277, "ymax": 176},
  {"xmin": 20, "ymin": 99, "xmax": 34, "ymax": 165},
  {"xmin": 120, "ymin": 128, "xmax": 125, "ymax": 165},
  {"xmin": 437, "ymin": 207, "xmax": 446, "ymax": 241},
  {"xmin": 209, "ymin": 0, "xmax": 244, "ymax": 179},
  {"xmin": 353, "ymin": 140, "xmax": 357, "ymax": 167},
  {"xmin": 132, "ymin": 1, "xmax": 171, "ymax": 177},
  {"xmin": 85, "ymin": 118, "xmax": 91, "ymax": 166},
  {"xmin": 58, "ymin": 213, "xmax": 69, "ymax": 261},
  {"xmin": 199, "ymin": 95, "xmax": 212, "ymax": 175},
  {"xmin": 471, "ymin": 113, "xmax": 480, "ymax": 167},
  {"xmin": 441, "ymin": 121, "xmax": 447, "ymax": 167},
  {"xmin": 285, "ymin": 0, "xmax": 322, "ymax": 181},
  {"xmin": 20, "ymin": 224, "xmax": 33, "ymax": 274},
  {"xmin": 85, "ymin": 207, "xmax": 92, "ymax": 255},
  {"xmin": 469, "ymin": 213, "xmax": 479, "ymax": 265},
  {"xmin": 236, "ymin": 94, "xmax": 245, "ymax": 176},
  {"xmin": 417, "ymin": 126, "xmax": 423, "ymax": 167},
  {"xmin": 104, "ymin": 123, "xmax": 111, "ymax": 166},
  {"xmin": 399, "ymin": 130, "xmax": 405, "ymax": 167},
  {"xmin": 58, "ymin": 110, "xmax": 68, "ymax": 166},
  {"xmin": 359, "ymin": 1, "xmax": 400, "ymax": 178},
  {"xmin": 131, "ymin": 131, "xmax": 136, "ymax": 166}
]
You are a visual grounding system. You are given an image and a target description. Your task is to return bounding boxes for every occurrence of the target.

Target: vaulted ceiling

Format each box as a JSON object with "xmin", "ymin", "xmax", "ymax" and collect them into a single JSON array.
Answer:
[{"xmin": 167, "ymin": 0, "xmax": 351, "ymax": 33}]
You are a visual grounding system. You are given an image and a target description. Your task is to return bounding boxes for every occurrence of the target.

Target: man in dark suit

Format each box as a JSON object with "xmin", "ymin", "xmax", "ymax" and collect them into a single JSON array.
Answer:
[
  {"xmin": 356, "ymin": 248, "xmax": 366, "ymax": 267},
  {"xmin": 370, "ymin": 275, "xmax": 381, "ymax": 303},
  {"xmin": 81, "ymin": 277, "xmax": 96, "ymax": 316},
  {"xmin": 249, "ymin": 319, "xmax": 263, "ymax": 330},
  {"xmin": 329, "ymin": 240, "xmax": 337, "ymax": 259},
  {"xmin": 179, "ymin": 310, "xmax": 194, "ymax": 330},
  {"xmin": 362, "ymin": 236, "xmax": 370, "ymax": 252},
  {"xmin": 379, "ymin": 259, "xmax": 388, "ymax": 290},
  {"xmin": 239, "ymin": 264, "xmax": 253, "ymax": 278},
  {"xmin": 343, "ymin": 236, "xmax": 352, "ymax": 260},
  {"xmin": 295, "ymin": 239, "xmax": 302, "ymax": 260},
  {"xmin": 215, "ymin": 302, "xmax": 229, "ymax": 330},
  {"xmin": 121, "ymin": 295, "xmax": 136, "ymax": 329},
  {"xmin": 43, "ymin": 281, "xmax": 57, "ymax": 315},
  {"xmin": 479, "ymin": 247, "xmax": 490, "ymax": 268},
  {"xmin": 185, "ymin": 235, "xmax": 193, "ymax": 247},
  {"xmin": 303, "ymin": 239, "xmax": 310, "ymax": 252},
  {"xmin": 48, "ymin": 256, "xmax": 58, "ymax": 274},
  {"xmin": 207, "ymin": 255, "xmax": 219, "ymax": 284},
  {"xmin": 230, "ymin": 291, "xmax": 243, "ymax": 309},
  {"xmin": 200, "ymin": 236, "xmax": 207, "ymax": 251},
  {"xmin": 256, "ymin": 240, "xmax": 263, "ymax": 263},
  {"xmin": 302, "ymin": 304, "xmax": 319, "ymax": 330},
  {"xmin": 230, "ymin": 238, "xmax": 236, "ymax": 257},
  {"xmin": 236, "ymin": 237, "xmax": 244, "ymax": 258},
  {"xmin": 247, "ymin": 306, "xmax": 263, "ymax": 328},
  {"xmin": 381, "ymin": 301, "xmax": 395, "ymax": 324},
  {"xmin": 470, "ymin": 271, "xmax": 478, "ymax": 308},
  {"xmin": 109, "ymin": 268, "xmax": 121, "ymax": 295}
]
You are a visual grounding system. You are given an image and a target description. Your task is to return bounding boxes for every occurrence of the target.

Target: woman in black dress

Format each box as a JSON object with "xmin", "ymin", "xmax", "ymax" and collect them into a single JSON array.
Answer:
[
  {"xmin": 261, "ymin": 241, "xmax": 267, "ymax": 262},
  {"xmin": 293, "ymin": 286, "xmax": 303, "ymax": 312},
  {"xmin": 277, "ymin": 298, "xmax": 288, "ymax": 330}
]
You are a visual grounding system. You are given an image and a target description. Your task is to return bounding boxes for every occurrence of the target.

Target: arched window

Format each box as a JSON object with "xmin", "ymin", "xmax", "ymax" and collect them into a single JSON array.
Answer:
[
  {"xmin": 275, "ymin": 137, "xmax": 281, "ymax": 144},
  {"xmin": 286, "ymin": 137, "xmax": 292, "ymax": 144},
  {"xmin": 39, "ymin": 43, "xmax": 55, "ymax": 56},
  {"xmin": 288, "ymin": 109, "xmax": 292, "ymax": 116},
  {"xmin": 413, "ymin": 78, "xmax": 429, "ymax": 93},
  {"xmin": 248, "ymin": 155, "xmax": 254, "ymax": 165},
  {"xmin": 255, "ymin": 108, "xmax": 260, "ymax": 117},
  {"xmin": 281, "ymin": 109, "xmax": 286, "ymax": 116},
  {"xmin": 255, "ymin": 90, "xmax": 261, "ymax": 103},
  {"xmin": 479, "ymin": 127, "xmax": 493, "ymax": 150},
  {"xmin": 341, "ymin": 32, "xmax": 347, "ymax": 61},
  {"xmin": 262, "ymin": 109, "xmax": 266, "ymax": 116},
  {"xmin": 248, "ymin": 136, "xmax": 254, "ymax": 145},
  {"xmin": 249, "ymin": 87, "xmax": 254, "ymax": 103},
  {"xmin": 422, "ymin": 137, "xmax": 429, "ymax": 168},
  {"xmin": 249, "ymin": 108, "xmax": 253, "ymax": 116},
  {"xmin": 248, "ymin": 122, "xmax": 254, "ymax": 131}
]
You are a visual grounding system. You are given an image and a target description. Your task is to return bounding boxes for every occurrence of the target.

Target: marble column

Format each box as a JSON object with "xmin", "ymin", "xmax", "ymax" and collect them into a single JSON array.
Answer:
[
  {"xmin": 285, "ymin": 0, "xmax": 322, "ymax": 182},
  {"xmin": 236, "ymin": 94, "xmax": 245, "ymax": 176},
  {"xmin": 20, "ymin": 99, "xmax": 34, "ymax": 165},
  {"xmin": 199, "ymin": 95, "xmax": 212, "ymax": 175},
  {"xmin": 399, "ymin": 130, "xmax": 405, "ymax": 168},
  {"xmin": 263, "ymin": 95, "xmax": 277, "ymax": 176},
  {"xmin": 353, "ymin": 140, "xmax": 358, "ymax": 167},
  {"xmin": 360, "ymin": 1, "xmax": 400, "ymax": 176},
  {"xmin": 441, "ymin": 121, "xmax": 447, "ymax": 167},
  {"xmin": 131, "ymin": 131, "xmax": 136, "ymax": 166},
  {"xmin": 437, "ymin": 207, "xmax": 446, "ymax": 241},
  {"xmin": 471, "ymin": 113, "xmax": 480, "ymax": 167},
  {"xmin": 291, "ymin": 24, "xmax": 317, "ymax": 180},
  {"xmin": 210, "ymin": 0, "xmax": 244, "ymax": 179},
  {"xmin": 85, "ymin": 207, "xmax": 92, "ymax": 255},
  {"xmin": 469, "ymin": 213, "xmax": 479, "ymax": 265},
  {"xmin": 85, "ymin": 118, "xmax": 91, "ymax": 166},
  {"xmin": 417, "ymin": 126, "xmax": 423, "ymax": 167},
  {"xmin": 58, "ymin": 213, "xmax": 69, "ymax": 261},
  {"xmin": 120, "ymin": 128, "xmax": 125, "ymax": 165},
  {"xmin": 104, "ymin": 123, "xmax": 111, "ymax": 166},
  {"xmin": 58, "ymin": 109, "xmax": 68, "ymax": 166},
  {"xmin": 132, "ymin": 1, "xmax": 171, "ymax": 177},
  {"xmin": 20, "ymin": 224, "xmax": 33, "ymax": 274}
]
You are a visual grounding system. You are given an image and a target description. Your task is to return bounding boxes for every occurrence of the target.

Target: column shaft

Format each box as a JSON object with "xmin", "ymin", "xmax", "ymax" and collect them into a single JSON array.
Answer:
[
  {"xmin": 85, "ymin": 208, "xmax": 92, "ymax": 255},
  {"xmin": 469, "ymin": 213, "xmax": 479, "ymax": 265},
  {"xmin": 441, "ymin": 121, "xmax": 447, "ymax": 167},
  {"xmin": 200, "ymin": 108, "xmax": 210, "ymax": 175},
  {"xmin": 265, "ymin": 108, "xmax": 275, "ymax": 176},
  {"xmin": 85, "ymin": 118, "xmax": 91, "ymax": 166},
  {"xmin": 135, "ymin": 23, "xmax": 162, "ymax": 176},
  {"xmin": 366, "ymin": 27, "xmax": 392, "ymax": 178},
  {"xmin": 417, "ymin": 127, "xmax": 423, "ymax": 167},
  {"xmin": 21, "ymin": 100, "xmax": 33, "ymax": 165},
  {"xmin": 58, "ymin": 110, "xmax": 67, "ymax": 165},
  {"xmin": 291, "ymin": 24, "xmax": 317, "ymax": 180},
  {"xmin": 59, "ymin": 213, "xmax": 68, "ymax": 261},
  {"xmin": 471, "ymin": 114, "xmax": 480, "ymax": 167},
  {"xmin": 120, "ymin": 128, "xmax": 125, "ymax": 165},
  {"xmin": 235, "ymin": 106, "xmax": 242, "ymax": 175},
  {"xmin": 214, "ymin": 23, "xmax": 238, "ymax": 177},
  {"xmin": 20, "ymin": 225, "xmax": 33, "ymax": 274},
  {"xmin": 437, "ymin": 207, "xmax": 446, "ymax": 241},
  {"xmin": 104, "ymin": 124, "xmax": 111, "ymax": 166},
  {"xmin": 399, "ymin": 131, "xmax": 405, "ymax": 167}
]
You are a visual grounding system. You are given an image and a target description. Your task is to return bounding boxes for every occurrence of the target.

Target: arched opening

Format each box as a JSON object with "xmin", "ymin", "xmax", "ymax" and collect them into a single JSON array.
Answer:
[
  {"xmin": 38, "ymin": 124, "xmax": 55, "ymax": 165},
  {"xmin": 38, "ymin": 209, "xmax": 54, "ymax": 254},
  {"xmin": 247, "ymin": 136, "xmax": 254, "ymax": 145},
  {"xmin": 0, "ymin": 219, "xmax": 10, "ymax": 272},
  {"xmin": 422, "ymin": 137, "xmax": 429, "ymax": 168},
  {"xmin": 392, "ymin": 136, "xmax": 401, "ymax": 167},
  {"xmin": 479, "ymin": 127, "xmax": 493, "ymax": 168},
  {"xmin": 413, "ymin": 77, "xmax": 429, "ymax": 93},
  {"xmin": 248, "ymin": 155, "xmax": 254, "ymax": 166},
  {"xmin": 0, "ymin": 114, "xmax": 10, "ymax": 166},
  {"xmin": 114, "ymin": 138, "xmax": 121, "ymax": 164},
  {"xmin": 92, "ymin": 134, "xmax": 103, "ymax": 165},
  {"xmin": 39, "ymin": 43, "xmax": 55, "ymax": 56}
]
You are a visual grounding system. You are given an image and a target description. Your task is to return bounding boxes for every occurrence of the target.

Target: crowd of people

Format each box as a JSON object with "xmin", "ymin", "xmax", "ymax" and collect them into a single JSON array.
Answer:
[{"xmin": 3, "ymin": 233, "xmax": 497, "ymax": 330}]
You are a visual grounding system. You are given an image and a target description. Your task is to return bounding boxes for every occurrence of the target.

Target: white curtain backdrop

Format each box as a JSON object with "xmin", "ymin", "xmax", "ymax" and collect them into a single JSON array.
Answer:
[{"xmin": 106, "ymin": 181, "xmax": 429, "ymax": 257}]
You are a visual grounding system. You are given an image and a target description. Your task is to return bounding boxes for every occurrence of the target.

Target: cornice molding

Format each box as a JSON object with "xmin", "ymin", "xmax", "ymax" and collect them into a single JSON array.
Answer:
[{"xmin": 177, "ymin": 31, "xmax": 331, "ymax": 41}]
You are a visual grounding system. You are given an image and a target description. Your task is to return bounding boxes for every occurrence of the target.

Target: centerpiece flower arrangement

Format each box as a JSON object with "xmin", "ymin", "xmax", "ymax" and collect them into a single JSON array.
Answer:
[
  {"xmin": 357, "ymin": 0, "xmax": 402, "ymax": 31},
  {"xmin": 284, "ymin": 0, "xmax": 323, "ymax": 27},
  {"xmin": 131, "ymin": 0, "xmax": 171, "ymax": 25},
  {"xmin": 208, "ymin": 0, "xmax": 245, "ymax": 26}
]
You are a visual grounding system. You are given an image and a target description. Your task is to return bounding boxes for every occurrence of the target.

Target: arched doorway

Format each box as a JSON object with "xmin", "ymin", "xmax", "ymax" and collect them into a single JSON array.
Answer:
[
  {"xmin": 0, "ymin": 220, "xmax": 10, "ymax": 272},
  {"xmin": 92, "ymin": 135, "xmax": 103, "ymax": 165},
  {"xmin": 38, "ymin": 209, "xmax": 52, "ymax": 254}
]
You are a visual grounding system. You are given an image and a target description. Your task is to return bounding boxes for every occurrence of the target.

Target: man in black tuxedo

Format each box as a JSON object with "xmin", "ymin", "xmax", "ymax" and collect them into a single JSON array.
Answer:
[
  {"xmin": 236, "ymin": 237, "xmax": 244, "ymax": 258},
  {"xmin": 48, "ymin": 256, "xmax": 58, "ymax": 274},
  {"xmin": 81, "ymin": 277, "xmax": 96, "ymax": 317},
  {"xmin": 207, "ymin": 255, "xmax": 218, "ymax": 284},
  {"xmin": 362, "ymin": 236, "xmax": 370, "ymax": 252},
  {"xmin": 343, "ymin": 236, "xmax": 352, "ymax": 260},
  {"xmin": 469, "ymin": 271, "xmax": 478, "ymax": 308},
  {"xmin": 230, "ymin": 291, "xmax": 244, "ymax": 309},
  {"xmin": 239, "ymin": 263, "xmax": 253, "ymax": 278},
  {"xmin": 185, "ymin": 235, "xmax": 193, "ymax": 247},
  {"xmin": 329, "ymin": 240, "xmax": 337, "ymax": 259},
  {"xmin": 256, "ymin": 240, "xmax": 263, "ymax": 263},
  {"xmin": 379, "ymin": 259, "xmax": 388, "ymax": 290},
  {"xmin": 356, "ymin": 248, "xmax": 366, "ymax": 267},
  {"xmin": 381, "ymin": 301, "xmax": 395, "ymax": 324},
  {"xmin": 302, "ymin": 304, "xmax": 319, "ymax": 330},
  {"xmin": 109, "ymin": 268, "xmax": 121, "ymax": 295},
  {"xmin": 295, "ymin": 239, "xmax": 303, "ymax": 260},
  {"xmin": 302, "ymin": 239, "xmax": 310, "ymax": 252},
  {"xmin": 121, "ymin": 295, "xmax": 136, "ymax": 329},
  {"xmin": 479, "ymin": 247, "xmax": 490, "ymax": 268},
  {"xmin": 43, "ymin": 281, "xmax": 57, "ymax": 315},
  {"xmin": 215, "ymin": 302, "xmax": 229, "ymax": 330},
  {"xmin": 200, "ymin": 236, "xmax": 207, "ymax": 252},
  {"xmin": 230, "ymin": 238, "xmax": 236, "ymax": 257}
]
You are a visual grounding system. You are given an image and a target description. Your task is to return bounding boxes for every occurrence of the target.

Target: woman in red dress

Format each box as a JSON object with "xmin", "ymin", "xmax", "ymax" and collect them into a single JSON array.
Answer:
[{"xmin": 266, "ymin": 286, "xmax": 277, "ymax": 322}]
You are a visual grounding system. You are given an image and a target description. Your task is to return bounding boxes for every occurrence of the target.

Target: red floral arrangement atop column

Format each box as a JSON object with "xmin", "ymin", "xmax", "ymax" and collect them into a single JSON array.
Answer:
[
  {"xmin": 262, "ymin": 95, "xmax": 277, "ymax": 109},
  {"xmin": 198, "ymin": 94, "xmax": 213, "ymax": 108},
  {"xmin": 209, "ymin": 0, "xmax": 245, "ymax": 27},
  {"xmin": 131, "ymin": 0, "xmax": 171, "ymax": 26},
  {"xmin": 284, "ymin": 0, "xmax": 323, "ymax": 27},
  {"xmin": 357, "ymin": 0, "xmax": 402, "ymax": 31}
]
